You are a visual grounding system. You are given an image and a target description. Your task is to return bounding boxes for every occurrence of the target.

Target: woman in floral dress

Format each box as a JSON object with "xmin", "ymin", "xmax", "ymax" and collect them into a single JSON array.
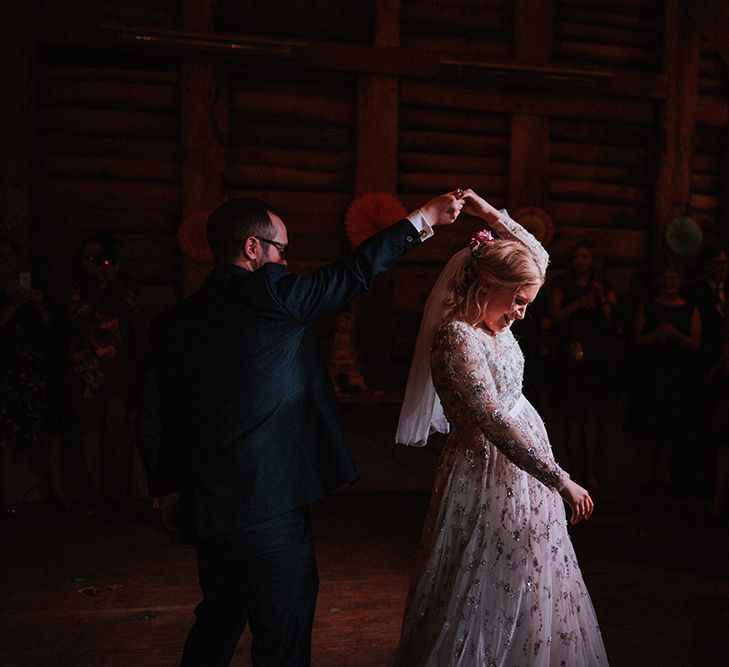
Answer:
[{"xmin": 66, "ymin": 235, "xmax": 138, "ymax": 513}]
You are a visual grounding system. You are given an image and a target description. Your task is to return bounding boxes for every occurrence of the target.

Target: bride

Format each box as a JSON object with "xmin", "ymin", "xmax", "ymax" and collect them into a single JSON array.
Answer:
[{"xmin": 394, "ymin": 190, "xmax": 608, "ymax": 666}]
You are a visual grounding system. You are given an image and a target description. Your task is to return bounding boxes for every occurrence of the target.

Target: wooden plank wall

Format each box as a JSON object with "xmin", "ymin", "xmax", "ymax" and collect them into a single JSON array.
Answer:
[
  {"xmin": 693, "ymin": 38, "xmax": 729, "ymax": 238},
  {"xmin": 553, "ymin": 0, "xmax": 662, "ymax": 71},
  {"xmin": 226, "ymin": 68, "xmax": 358, "ymax": 265},
  {"xmin": 25, "ymin": 0, "xmax": 729, "ymax": 390},
  {"xmin": 400, "ymin": 1, "xmax": 513, "ymax": 57},
  {"xmin": 549, "ymin": 0, "xmax": 662, "ymax": 303},
  {"xmin": 35, "ymin": 56, "xmax": 181, "ymax": 331}
]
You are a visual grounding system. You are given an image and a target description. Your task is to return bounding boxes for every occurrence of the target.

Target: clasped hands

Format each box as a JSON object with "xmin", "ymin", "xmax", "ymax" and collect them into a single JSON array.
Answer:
[
  {"xmin": 653, "ymin": 319, "xmax": 681, "ymax": 342},
  {"xmin": 418, "ymin": 188, "xmax": 498, "ymax": 228}
]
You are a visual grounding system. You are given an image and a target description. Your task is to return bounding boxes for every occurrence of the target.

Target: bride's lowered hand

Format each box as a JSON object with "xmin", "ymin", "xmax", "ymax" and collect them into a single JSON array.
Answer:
[{"xmin": 559, "ymin": 479, "xmax": 594, "ymax": 525}]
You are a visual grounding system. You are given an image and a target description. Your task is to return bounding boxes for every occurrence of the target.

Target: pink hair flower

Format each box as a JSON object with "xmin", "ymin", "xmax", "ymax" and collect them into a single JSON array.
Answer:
[{"xmin": 469, "ymin": 228, "xmax": 496, "ymax": 252}]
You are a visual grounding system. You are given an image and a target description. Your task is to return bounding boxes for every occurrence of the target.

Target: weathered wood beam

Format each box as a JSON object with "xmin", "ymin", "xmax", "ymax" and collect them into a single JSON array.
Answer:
[
  {"xmin": 180, "ymin": 0, "xmax": 224, "ymax": 295},
  {"xmin": 354, "ymin": 0, "xmax": 400, "ymax": 389},
  {"xmin": 355, "ymin": 75, "xmax": 398, "ymax": 195},
  {"xmin": 70, "ymin": 24, "xmax": 668, "ymax": 99},
  {"xmin": 400, "ymin": 80, "xmax": 655, "ymax": 123},
  {"xmin": 355, "ymin": 0, "xmax": 399, "ymax": 196},
  {"xmin": 0, "ymin": 0, "xmax": 35, "ymax": 263},
  {"xmin": 515, "ymin": 0, "xmax": 553, "ymax": 65},
  {"xmin": 509, "ymin": 0, "xmax": 552, "ymax": 210},
  {"xmin": 654, "ymin": 0, "xmax": 701, "ymax": 261}
]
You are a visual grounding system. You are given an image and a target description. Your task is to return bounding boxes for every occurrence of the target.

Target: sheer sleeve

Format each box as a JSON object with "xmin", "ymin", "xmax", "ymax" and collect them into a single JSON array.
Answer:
[
  {"xmin": 431, "ymin": 321, "xmax": 567, "ymax": 490},
  {"xmin": 490, "ymin": 209, "xmax": 549, "ymax": 281}
]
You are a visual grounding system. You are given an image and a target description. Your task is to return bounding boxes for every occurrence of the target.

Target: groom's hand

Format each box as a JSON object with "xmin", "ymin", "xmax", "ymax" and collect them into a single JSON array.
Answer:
[
  {"xmin": 158, "ymin": 492, "xmax": 180, "ymax": 532},
  {"xmin": 418, "ymin": 191, "xmax": 465, "ymax": 227}
]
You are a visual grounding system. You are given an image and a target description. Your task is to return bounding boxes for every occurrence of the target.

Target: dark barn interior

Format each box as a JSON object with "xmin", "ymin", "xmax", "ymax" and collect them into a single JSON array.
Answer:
[{"xmin": 1, "ymin": 1, "xmax": 729, "ymax": 665}]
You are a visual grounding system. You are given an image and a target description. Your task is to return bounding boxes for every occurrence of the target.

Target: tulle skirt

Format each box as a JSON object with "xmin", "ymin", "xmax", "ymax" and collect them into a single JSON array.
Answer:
[{"xmin": 394, "ymin": 400, "xmax": 608, "ymax": 666}]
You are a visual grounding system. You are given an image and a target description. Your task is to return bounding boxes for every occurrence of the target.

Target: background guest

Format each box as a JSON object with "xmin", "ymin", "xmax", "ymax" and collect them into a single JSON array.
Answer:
[
  {"xmin": 0, "ymin": 239, "xmax": 66, "ymax": 514},
  {"xmin": 65, "ymin": 234, "xmax": 138, "ymax": 514},
  {"xmin": 511, "ymin": 287, "xmax": 552, "ymax": 411},
  {"xmin": 627, "ymin": 265, "xmax": 700, "ymax": 489},
  {"xmin": 710, "ymin": 316, "xmax": 729, "ymax": 518},
  {"xmin": 688, "ymin": 244, "xmax": 728, "ymax": 495},
  {"xmin": 549, "ymin": 242, "xmax": 619, "ymax": 490}
]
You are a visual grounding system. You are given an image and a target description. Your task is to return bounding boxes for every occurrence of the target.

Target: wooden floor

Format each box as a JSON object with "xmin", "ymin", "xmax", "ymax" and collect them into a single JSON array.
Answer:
[{"xmin": 2, "ymin": 488, "xmax": 728, "ymax": 667}]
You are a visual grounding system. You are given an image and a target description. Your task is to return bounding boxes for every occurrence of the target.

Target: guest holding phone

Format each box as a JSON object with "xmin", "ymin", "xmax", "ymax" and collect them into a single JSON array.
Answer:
[{"xmin": 0, "ymin": 239, "xmax": 65, "ymax": 514}]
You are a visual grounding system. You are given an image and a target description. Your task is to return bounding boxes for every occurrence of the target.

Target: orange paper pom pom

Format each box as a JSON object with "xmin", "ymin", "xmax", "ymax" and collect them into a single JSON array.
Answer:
[
  {"xmin": 178, "ymin": 211, "xmax": 213, "ymax": 263},
  {"xmin": 345, "ymin": 193, "xmax": 407, "ymax": 248}
]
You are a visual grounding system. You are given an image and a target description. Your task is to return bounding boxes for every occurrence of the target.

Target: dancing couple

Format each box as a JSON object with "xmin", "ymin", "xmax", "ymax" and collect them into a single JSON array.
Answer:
[{"xmin": 139, "ymin": 188, "xmax": 607, "ymax": 666}]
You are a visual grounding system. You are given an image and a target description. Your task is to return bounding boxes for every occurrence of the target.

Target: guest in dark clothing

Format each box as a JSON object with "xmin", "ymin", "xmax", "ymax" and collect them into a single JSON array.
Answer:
[
  {"xmin": 629, "ymin": 265, "xmax": 700, "ymax": 487},
  {"xmin": 137, "ymin": 192, "xmax": 463, "ymax": 666},
  {"xmin": 65, "ymin": 234, "xmax": 138, "ymax": 514},
  {"xmin": 511, "ymin": 287, "xmax": 552, "ymax": 411},
  {"xmin": 549, "ymin": 242, "xmax": 618, "ymax": 490},
  {"xmin": 0, "ymin": 239, "xmax": 65, "ymax": 514},
  {"xmin": 690, "ymin": 246, "xmax": 728, "ymax": 378},
  {"xmin": 710, "ymin": 316, "xmax": 729, "ymax": 517},
  {"xmin": 688, "ymin": 245, "xmax": 728, "ymax": 496}
]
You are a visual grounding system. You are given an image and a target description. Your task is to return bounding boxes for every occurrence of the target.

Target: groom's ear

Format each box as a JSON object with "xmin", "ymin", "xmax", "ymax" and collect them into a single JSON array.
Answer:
[{"xmin": 242, "ymin": 236, "xmax": 258, "ymax": 261}]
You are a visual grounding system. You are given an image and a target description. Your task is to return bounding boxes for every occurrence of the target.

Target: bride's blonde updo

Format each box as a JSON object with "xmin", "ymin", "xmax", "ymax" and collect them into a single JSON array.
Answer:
[{"xmin": 446, "ymin": 239, "xmax": 544, "ymax": 326}]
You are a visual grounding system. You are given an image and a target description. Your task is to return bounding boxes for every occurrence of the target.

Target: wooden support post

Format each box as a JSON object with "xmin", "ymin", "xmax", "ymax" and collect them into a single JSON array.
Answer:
[
  {"xmin": 354, "ymin": 0, "xmax": 400, "ymax": 390},
  {"xmin": 180, "ymin": 0, "xmax": 227, "ymax": 295},
  {"xmin": 654, "ymin": 0, "xmax": 700, "ymax": 259},
  {"xmin": 355, "ymin": 76, "xmax": 398, "ymax": 196},
  {"xmin": 355, "ymin": 0, "xmax": 400, "ymax": 196},
  {"xmin": 509, "ymin": 115, "xmax": 550, "ymax": 211},
  {"xmin": 509, "ymin": 0, "xmax": 553, "ymax": 210},
  {"xmin": 0, "ymin": 1, "xmax": 35, "ymax": 266}
]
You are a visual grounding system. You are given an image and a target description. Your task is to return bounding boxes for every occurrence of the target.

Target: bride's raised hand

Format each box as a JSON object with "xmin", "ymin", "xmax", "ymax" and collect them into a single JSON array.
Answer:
[
  {"xmin": 459, "ymin": 189, "xmax": 500, "ymax": 221},
  {"xmin": 559, "ymin": 479, "xmax": 594, "ymax": 525}
]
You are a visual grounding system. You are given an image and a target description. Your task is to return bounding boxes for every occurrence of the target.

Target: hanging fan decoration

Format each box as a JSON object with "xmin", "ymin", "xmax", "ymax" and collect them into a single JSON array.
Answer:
[
  {"xmin": 0, "ymin": 185, "xmax": 29, "ymax": 231},
  {"xmin": 666, "ymin": 214, "xmax": 702, "ymax": 256},
  {"xmin": 345, "ymin": 192, "xmax": 407, "ymax": 248},
  {"xmin": 178, "ymin": 210, "xmax": 213, "ymax": 263},
  {"xmin": 512, "ymin": 206, "xmax": 554, "ymax": 247}
]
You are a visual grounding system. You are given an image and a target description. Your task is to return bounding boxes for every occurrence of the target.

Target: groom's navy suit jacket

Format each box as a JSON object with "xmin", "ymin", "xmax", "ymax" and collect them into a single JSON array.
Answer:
[{"xmin": 142, "ymin": 218, "xmax": 422, "ymax": 543}]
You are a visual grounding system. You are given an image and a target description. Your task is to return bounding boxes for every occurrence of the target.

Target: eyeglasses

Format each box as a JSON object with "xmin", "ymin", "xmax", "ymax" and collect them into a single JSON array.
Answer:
[
  {"xmin": 85, "ymin": 254, "xmax": 115, "ymax": 267},
  {"xmin": 255, "ymin": 237, "xmax": 288, "ymax": 260}
]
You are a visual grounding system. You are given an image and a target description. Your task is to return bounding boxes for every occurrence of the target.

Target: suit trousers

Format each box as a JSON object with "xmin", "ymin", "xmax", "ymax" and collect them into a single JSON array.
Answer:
[{"xmin": 181, "ymin": 507, "xmax": 318, "ymax": 667}]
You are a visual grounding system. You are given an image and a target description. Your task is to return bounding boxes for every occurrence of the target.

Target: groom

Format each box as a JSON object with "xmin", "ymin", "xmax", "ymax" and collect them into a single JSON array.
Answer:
[{"xmin": 138, "ymin": 192, "xmax": 463, "ymax": 666}]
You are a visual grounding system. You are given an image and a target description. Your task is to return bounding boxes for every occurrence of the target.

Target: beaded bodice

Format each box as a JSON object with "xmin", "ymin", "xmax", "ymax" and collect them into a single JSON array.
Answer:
[{"xmin": 430, "ymin": 319, "xmax": 565, "ymax": 489}]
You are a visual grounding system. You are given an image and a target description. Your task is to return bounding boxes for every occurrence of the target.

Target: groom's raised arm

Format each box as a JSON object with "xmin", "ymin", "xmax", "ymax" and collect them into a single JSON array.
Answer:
[{"xmin": 266, "ymin": 192, "xmax": 464, "ymax": 323}]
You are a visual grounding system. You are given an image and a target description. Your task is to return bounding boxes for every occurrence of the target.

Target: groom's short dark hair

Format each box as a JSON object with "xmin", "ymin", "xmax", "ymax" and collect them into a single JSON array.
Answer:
[{"xmin": 207, "ymin": 197, "xmax": 276, "ymax": 264}]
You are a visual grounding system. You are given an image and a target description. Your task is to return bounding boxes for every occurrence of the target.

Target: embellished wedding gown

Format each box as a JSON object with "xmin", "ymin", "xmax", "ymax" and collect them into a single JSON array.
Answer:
[{"xmin": 394, "ymin": 320, "xmax": 608, "ymax": 666}]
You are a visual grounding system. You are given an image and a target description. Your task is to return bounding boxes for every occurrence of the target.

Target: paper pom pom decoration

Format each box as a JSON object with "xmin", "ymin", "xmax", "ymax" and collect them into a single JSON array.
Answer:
[
  {"xmin": 0, "ymin": 185, "xmax": 29, "ymax": 231},
  {"xmin": 178, "ymin": 211, "xmax": 213, "ymax": 263},
  {"xmin": 666, "ymin": 215, "xmax": 702, "ymax": 256},
  {"xmin": 345, "ymin": 193, "xmax": 407, "ymax": 248},
  {"xmin": 512, "ymin": 206, "xmax": 554, "ymax": 247}
]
